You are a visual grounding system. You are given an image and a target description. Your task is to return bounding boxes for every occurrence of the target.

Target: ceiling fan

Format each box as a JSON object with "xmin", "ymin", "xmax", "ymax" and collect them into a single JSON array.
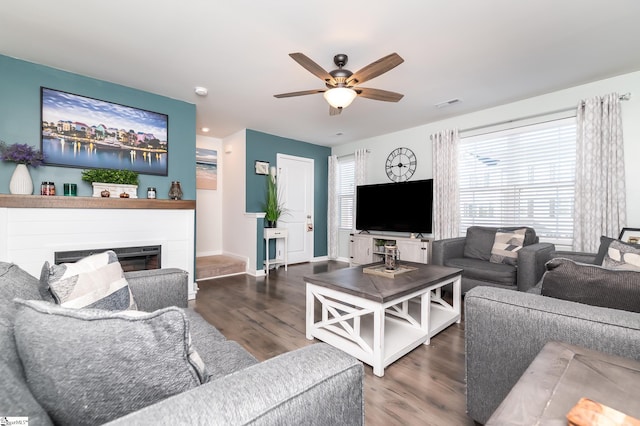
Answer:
[{"xmin": 274, "ymin": 52, "xmax": 404, "ymax": 115}]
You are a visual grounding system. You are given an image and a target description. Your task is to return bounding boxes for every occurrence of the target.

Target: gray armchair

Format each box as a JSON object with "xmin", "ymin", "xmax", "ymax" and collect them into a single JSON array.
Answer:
[{"xmin": 432, "ymin": 226, "xmax": 554, "ymax": 293}]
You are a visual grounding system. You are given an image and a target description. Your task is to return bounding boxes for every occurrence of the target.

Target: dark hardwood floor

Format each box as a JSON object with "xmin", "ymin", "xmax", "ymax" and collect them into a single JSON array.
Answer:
[{"xmin": 192, "ymin": 261, "xmax": 475, "ymax": 426}]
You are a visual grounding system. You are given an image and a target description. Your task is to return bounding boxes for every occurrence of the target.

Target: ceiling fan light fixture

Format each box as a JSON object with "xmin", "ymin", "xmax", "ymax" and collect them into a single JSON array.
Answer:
[{"xmin": 323, "ymin": 87, "xmax": 357, "ymax": 109}]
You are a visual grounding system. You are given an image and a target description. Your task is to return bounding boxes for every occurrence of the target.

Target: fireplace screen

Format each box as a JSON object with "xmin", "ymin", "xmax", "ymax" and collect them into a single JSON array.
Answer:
[{"xmin": 54, "ymin": 245, "xmax": 161, "ymax": 272}]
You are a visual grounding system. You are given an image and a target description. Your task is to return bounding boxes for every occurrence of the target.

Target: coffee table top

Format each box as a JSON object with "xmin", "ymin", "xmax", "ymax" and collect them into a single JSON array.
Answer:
[{"xmin": 304, "ymin": 262, "xmax": 462, "ymax": 303}]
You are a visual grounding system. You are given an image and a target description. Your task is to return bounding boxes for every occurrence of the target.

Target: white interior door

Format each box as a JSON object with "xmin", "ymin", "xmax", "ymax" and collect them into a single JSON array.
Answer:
[{"xmin": 277, "ymin": 154, "xmax": 314, "ymax": 264}]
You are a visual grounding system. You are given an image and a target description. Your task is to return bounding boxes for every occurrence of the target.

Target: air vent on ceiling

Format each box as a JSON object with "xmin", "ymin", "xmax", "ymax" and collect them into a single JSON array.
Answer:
[{"xmin": 435, "ymin": 98, "xmax": 462, "ymax": 108}]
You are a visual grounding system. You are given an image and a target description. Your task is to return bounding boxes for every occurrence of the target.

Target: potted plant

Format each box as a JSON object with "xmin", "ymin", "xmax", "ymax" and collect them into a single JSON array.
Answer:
[
  {"xmin": 262, "ymin": 174, "xmax": 285, "ymax": 227},
  {"xmin": 0, "ymin": 141, "xmax": 44, "ymax": 195},
  {"xmin": 81, "ymin": 168, "xmax": 139, "ymax": 198}
]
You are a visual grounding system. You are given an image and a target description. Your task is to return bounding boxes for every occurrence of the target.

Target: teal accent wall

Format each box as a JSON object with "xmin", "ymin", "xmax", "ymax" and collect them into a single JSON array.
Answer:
[
  {"xmin": 0, "ymin": 54, "xmax": 196, "ymax": 199},
  {"xmin": 245, "ymin": 129, "xmax": 330, "ymax": 259}
]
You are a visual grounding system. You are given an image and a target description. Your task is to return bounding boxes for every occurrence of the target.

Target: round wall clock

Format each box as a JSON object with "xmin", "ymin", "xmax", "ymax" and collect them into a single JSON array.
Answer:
[{"xmin": 385, "ymin": 147, "xmax": 417, "ymax": 182}]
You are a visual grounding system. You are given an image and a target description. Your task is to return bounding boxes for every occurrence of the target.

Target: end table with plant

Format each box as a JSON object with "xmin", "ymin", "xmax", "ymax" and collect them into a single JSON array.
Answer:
[{"xmin": 0, "ymin": 141, "xmax": 45, "ymax": 195}]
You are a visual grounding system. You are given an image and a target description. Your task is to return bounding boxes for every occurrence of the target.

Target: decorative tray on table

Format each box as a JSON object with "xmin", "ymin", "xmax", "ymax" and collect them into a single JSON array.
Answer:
[{"xmin": 362, "ymin": 264, "xmax": 417, "ymax": 278}]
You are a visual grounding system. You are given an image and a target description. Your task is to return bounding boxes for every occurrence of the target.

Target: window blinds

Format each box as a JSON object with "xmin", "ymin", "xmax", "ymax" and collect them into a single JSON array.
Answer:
[
  {"xmin": 459, "ymin": 117, "xmax": 576, "ymax": 245},
  {"xmin": 338, "ymin": 158, "xmax": 355, "ymax": 229}
]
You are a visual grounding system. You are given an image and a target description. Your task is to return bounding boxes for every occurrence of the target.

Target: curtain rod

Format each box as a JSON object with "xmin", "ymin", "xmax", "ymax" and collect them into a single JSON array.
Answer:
[
  {"xmin": 337, "ymin": 149, "xmax": 370, "ymax": 159},
  {"xmin": 460, "ymin": 92, "xmax": 631, "ymax": 134}
]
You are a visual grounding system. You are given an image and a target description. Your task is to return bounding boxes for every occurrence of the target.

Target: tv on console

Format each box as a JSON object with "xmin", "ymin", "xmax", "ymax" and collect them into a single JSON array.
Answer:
[{"xmin": 356, "ymin": 179, "xmax": 433, "ymax": 234}]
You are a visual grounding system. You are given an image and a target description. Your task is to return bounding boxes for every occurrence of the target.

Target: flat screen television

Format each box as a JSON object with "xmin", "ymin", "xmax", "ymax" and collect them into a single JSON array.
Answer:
[{"xmin": 355, "ymin": 179, "xmax": 433, "ymax": 234}]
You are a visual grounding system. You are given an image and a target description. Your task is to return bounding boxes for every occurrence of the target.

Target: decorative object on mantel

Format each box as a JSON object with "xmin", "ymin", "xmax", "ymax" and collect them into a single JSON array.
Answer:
[
  {"xmin": 0, "ymin": 141, "xmax": 45, "ymax": 195},
  {"xmin": 40, "ymin": 181, "xmax": 56, "ymax": 196},
  {"xmin": 363, "ymin": 264, "xmax": 417, "ymax": 277},
  {"xmin": 81, "ymin": 168, "xmax": 139, "ymax": 198},
  {"xmin": 262, "ymin": 168, "xmax": 286, "ymax": 228},
  {"xmin": 168, "ymin": 181, "xmax": 183, "ymax": 200}
]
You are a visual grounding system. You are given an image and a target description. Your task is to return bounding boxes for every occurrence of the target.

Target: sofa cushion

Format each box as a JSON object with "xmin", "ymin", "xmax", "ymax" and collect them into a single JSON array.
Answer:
[
  {"xmin": 0, "ymin": 262, "xmax": 53, "ymax": 424},
  {"xmin": 13, "ymin": 299, "xmax": 208, "ymax": 425},
  {"xmin": 603, "ymin": 240, "xmax": 640, "ymax": 271},
  {"xmin": 464, "ymin": 226, "xmax": 536, "ymax": 261},
  {"xmin": 594, "ymin": 236, "xmax": 640, "ymax": 266},
  {"xmin": 445, "ymin": 257, "xmax": 517, "ymax": 285},
  {"xmin": 541, "ymin": 258, "xmax": 640, "ymax": 313},
  {"xmin": 489, "ymin": 228, "xmax": 527, "ymax": 266},
  {"xmin": 41, "ymin": 250, "xmax": 137, "ymax": 310}
]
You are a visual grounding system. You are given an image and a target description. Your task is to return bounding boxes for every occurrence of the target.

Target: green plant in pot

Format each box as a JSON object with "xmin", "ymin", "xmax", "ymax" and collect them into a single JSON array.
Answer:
[
  {"xmin": 81, "ymin": 169, "xmax": 139, "ymax": 185},
  {"xmin": 262, "ymin": 174, "xmax": 286, "ymax": 228}
]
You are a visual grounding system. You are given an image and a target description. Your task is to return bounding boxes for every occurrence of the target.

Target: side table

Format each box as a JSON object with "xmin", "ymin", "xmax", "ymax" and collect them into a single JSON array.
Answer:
[
  {"xmin": 264, "ymin": 228, "xmax": 288, "ymax": 273},
  {"xmin": 486, "ymin": 341, "xmax": 640, "ymax": 425}
]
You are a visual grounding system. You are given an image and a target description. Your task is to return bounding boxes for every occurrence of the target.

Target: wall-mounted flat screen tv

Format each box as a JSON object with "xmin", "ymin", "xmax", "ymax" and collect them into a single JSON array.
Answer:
[{"xmin": 356, "ymin": 179, "xmax": 433, "ymax": 234}]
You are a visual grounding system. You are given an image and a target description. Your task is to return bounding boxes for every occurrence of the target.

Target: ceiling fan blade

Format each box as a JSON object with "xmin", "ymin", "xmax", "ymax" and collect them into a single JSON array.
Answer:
[
  {"xmin": 274, "ymin": 89, "xmax": 326, "ymax": 98},
  {"xmin": 347, "ymin": 53, "xmax": 404, "ymax": 85},
  {"xmin": 329, "ymin": 105, "xmax": 342, "ymax": 116},
  {"xmin": 289, "ymin": 53, "xmax": 335, "ymax": 84},
  {"xmin": 356, "ymin": 87, "xmax": 404, "ymax": 102}
]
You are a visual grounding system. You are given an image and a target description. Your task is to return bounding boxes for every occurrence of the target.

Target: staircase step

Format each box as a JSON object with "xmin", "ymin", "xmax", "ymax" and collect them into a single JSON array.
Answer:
[{"xmin": 196, "ymin": 255, "xmax": 246, "ymax": 280}]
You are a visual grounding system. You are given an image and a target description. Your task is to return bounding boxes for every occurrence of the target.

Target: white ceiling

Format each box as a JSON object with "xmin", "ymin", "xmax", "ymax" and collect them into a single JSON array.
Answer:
[{"xmin": 2, "ymin": 1, "xmax": 640, "ymax": 147}]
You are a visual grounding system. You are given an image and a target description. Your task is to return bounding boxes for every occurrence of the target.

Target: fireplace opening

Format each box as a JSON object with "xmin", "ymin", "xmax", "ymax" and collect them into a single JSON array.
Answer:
[{"xmin": 54, "ymin": 245, "xmax": 161, "ymax": 272}]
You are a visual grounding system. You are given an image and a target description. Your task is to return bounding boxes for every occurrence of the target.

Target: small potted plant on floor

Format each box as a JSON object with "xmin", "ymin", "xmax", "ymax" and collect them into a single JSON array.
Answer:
[{"xmin": 81, "ymin": 168, "xmax": 139, "ymax": 198}]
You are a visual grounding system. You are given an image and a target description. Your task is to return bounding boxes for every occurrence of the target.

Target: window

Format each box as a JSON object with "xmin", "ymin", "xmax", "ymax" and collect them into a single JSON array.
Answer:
[
  {"xmin": 459, "ymin": 117, "xmax": 576, "ymax": 246},
  {"xmin": 338, "ymin": 157, "xmax": 355, "ymax": 229}
]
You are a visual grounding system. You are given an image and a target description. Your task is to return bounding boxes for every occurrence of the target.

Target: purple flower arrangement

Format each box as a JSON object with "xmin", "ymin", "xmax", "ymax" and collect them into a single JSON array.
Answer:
[{"xmin": 0, "ymin": 142, "xmax": 45, "ymax": 167}]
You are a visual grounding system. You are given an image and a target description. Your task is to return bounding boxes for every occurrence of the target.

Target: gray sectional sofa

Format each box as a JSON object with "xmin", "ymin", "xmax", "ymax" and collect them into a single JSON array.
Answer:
[
  {"xmin": 0, "ymin": 262, "xmax": 364, "ymax": 425},
  {"xmin": 464, "ymin": 250, "xmax": 640, "ymax": 424}
]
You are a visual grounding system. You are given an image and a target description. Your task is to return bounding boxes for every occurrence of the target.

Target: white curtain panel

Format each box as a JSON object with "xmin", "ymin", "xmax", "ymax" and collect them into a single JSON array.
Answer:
[
  {"xmin": 574, "ymin": 93, "xmax": 627, "ymax": 252},
  {"xmin": 354, "ymin": 149, "xmax": 368, "ymax": 231},
  {"xmin": 431, "ymin": 129, "xmax": 460, "ymax": 240},
  {"xmin": 327, "ymin": 155, "xmax": 339, "ymax": 259}
]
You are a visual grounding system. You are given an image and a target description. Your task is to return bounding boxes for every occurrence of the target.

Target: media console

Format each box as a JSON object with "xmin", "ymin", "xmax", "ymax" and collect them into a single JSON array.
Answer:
[{"xmin": 349, "ymin": 233, "xmax": 432, "ymax": 266}]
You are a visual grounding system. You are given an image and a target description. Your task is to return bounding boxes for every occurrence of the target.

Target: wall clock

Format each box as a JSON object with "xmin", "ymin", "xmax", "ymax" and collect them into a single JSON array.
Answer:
[{"xmin": 385, "ymin": 147, "xmax": 416, "ymax": 182}]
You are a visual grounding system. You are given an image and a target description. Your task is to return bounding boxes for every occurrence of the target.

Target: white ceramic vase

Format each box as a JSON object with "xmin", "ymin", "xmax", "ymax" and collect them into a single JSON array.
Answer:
[{"xmin": 9, "ymin": 163, "xmax": 34, "ymax": 195}]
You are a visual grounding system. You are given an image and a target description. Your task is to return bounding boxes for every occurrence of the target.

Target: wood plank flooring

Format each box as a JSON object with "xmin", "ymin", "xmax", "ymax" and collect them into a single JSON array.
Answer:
[{"xmin": 192, "ymin": 261, "xmax": 475, "ymax": 426}]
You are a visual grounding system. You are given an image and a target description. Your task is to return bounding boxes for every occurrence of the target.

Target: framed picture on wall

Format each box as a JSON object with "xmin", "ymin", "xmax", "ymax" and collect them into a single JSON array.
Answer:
[
  {"xmin": 196, "ymin": 147, "xmax": 217, "ymax": 190},
  {"xmin": 40, "ymin": 87, "xmax": 169, "ymax": 176},
  {"xmin": 619, "ymin": 227, "xmax": 640, "ymax": 244},
  {"xmin": 255, "ymin": 160, "xmax": 269, "ymax": 175}
]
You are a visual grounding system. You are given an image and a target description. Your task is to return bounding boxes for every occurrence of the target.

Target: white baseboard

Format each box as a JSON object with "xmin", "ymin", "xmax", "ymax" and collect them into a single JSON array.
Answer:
[{"xmin": 196, "ymin": 250, "xmax": 223, "ymax": 257}]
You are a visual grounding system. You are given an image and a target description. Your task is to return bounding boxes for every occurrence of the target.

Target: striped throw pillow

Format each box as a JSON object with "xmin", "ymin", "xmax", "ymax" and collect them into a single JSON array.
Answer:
[{"xmin": 41, "ymin": 250, "xmax": 137, "ymax": 310}]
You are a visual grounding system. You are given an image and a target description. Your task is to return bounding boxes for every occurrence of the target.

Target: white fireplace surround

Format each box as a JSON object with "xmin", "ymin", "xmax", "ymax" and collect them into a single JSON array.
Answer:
[{"xmin": 0, "ymin": 205, "xmax": 196, "ymax": 299}]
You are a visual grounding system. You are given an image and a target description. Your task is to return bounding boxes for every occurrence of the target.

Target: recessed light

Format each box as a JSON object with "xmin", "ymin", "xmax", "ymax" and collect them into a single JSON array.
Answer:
[
  {"xmin": 336, "ymin": 132, "xmax": 343, "ymax": 136},
  {"xmin": 201, "ymin": 127, "xmax": 210, "ymax": 132},
  {"xmin": 194, "ymin": 87, "xmax": 208, "ymax": 96}
]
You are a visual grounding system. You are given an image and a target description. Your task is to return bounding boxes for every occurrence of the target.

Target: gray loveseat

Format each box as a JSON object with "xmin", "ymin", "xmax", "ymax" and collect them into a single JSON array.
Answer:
[
  {"xmin": 1, "ymin": 262, "xmax": 364, "ymax": 425},
  {"xmin": 464, "ymin": 249, "xmax": 640, "ymax": 424},
  {"xmin": 432, "ymin": 226, "xmax": 554, "ymax": 293}
]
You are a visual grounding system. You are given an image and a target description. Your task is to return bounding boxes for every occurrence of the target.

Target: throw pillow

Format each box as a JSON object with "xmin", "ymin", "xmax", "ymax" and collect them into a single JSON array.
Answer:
[
  {"xmin": 13, "ymin": 299, "xmax": 209, "ymax": 425},
  {"xmin": 40, "ymin": 250, "xmax": 137, "ymax": 310},
  {"xmin": 489, "ymin": 228, "xmax": 527, "ymax": 265},
  {"xmin": 603, "ymin": 240, "xmax": 640, "ymax": 271},
  {"xmin": 594, "ymin": 236, "xmax": 640, "ymax": 266},
  {"xmin": 541, "ymin": 258, "xmax": 640, "ymax": 313}
]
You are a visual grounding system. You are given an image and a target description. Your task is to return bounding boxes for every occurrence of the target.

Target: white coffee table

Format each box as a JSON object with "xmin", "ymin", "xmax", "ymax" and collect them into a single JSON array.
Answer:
[{"xmin": 304, "ymin": 262, "xmax": 461, "ymax": 377}]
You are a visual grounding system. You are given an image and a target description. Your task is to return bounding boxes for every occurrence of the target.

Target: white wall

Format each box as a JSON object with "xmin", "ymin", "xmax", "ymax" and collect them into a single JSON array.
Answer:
[
  {"xmin": 333, "ymin": 71, "xmax": 640, "ymax": 258},
  {"xmin": 221, "ymin": 129, "xmax": 264, "ymax": 275},
  {"xmin": 195, "ymin": 135, "xmax": 223, "ymax": 256}
]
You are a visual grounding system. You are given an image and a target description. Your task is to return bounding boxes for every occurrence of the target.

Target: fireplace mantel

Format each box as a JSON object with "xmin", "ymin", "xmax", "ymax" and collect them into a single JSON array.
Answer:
[
  {"xmin": 0, "ymin": 195, "xmax": 197, "ymax": 299},
  {"xmin": 0, "ymin": 194, "xmax": 195, "ymax": 209}
]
